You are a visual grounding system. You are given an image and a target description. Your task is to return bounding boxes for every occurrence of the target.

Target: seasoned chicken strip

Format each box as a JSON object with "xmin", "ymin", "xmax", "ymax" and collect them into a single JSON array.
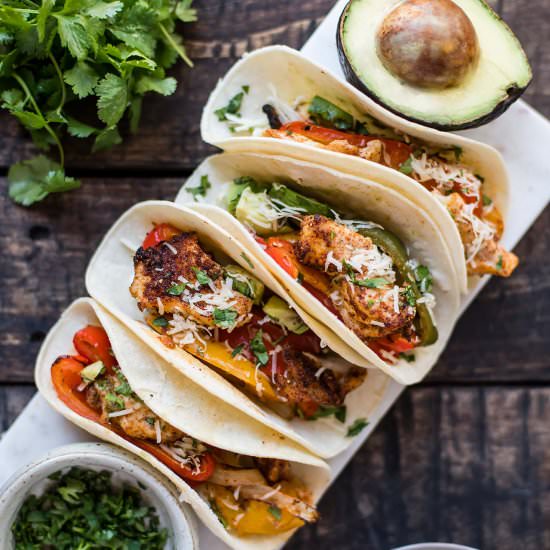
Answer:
[
  {"xmin": 446, "ymin": 193, "xmax": 518, "ymax": 277},
  {"xmin": 87, "ymin": 373, "xmax": 183, "ymax": 443},
  {"xmin": 130, "ymin": 232, "xmax": 253, "ymax": 327},
  {"xmin": 333, "ymin": 279, "xmax": 416, "ymax": 339},
  {"xmin": 273, "ymin": 348, "xmax": 366, "ymax": 418},
  {"xmin": 295, "ymin": 214, "xmax": 395, "ymax": 279}
]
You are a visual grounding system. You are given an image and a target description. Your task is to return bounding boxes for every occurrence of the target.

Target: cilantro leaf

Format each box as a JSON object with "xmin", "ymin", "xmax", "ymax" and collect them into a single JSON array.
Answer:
[
  {"xmin": 64, "ymin": 61, "xmax": 99, "ymax": 99},
  {"xmin": 346, "ymin": 418, "xmax": 369, "ymax": 437},
  {"xmin": 355, "ymin": 277, "xmax": 388, "ymax": 289},
  {"xmin": 192, "ymin": 267, "xmax": 211, "ymax": 285},
  {"xmin": 176, "ymin": 0, "xmax": 198, "ymax": 22},
  {"xmin": 231, "ymin": 343, "xmax": 245, "ymax": 358},
  {"xmin": 57, "ymin": 16, "xmax": 91, "ymax": 60},
  {"xmin": 399, "ymin": 156, "xmax": 413, "ymax": 175},
  {"xmin": 414, "ymin": 264, "xmax": 433, "ymax": 293},
  {"xmin": 307, "ymin": 404, "xmax": 347, "ymax": 423},
  {"xmin": 135, "ymin": 75, "xmax": 177, "ymax": 96},
  {"xmin": 268, "ymin": 505, "xmax": 282, "ymax": 521},
  {"xmin": 186, "ymin": 175, "xmax": 211, "ymax": 199},
  {"xmin": 85, "ymin": 1, "xmax": 124, "ymax": 19},
  {"xmin": 215, "ymin": 91, "xmax": 244, "ymax": 121},
  {"xmin": 66, "ymin": 117, "xmax": 97, "ymax": 138},
  {"xmin": 250, "ymin": 330, "xmax": 269, "ymax": 366},
  {"xmin": 213, "ymin": 308, "xmax": 238, "ymax": 330},
  {"xmin": 152, "ymin": 317, "xmax": 168, "ymax": 328},
  {"xmin": 96, "ymin": 74, "xmax": 128, "ymax": 126},
  {"xmin": 93, "ymin": 126, "xmax": 122, "ymax": 152},
  {"xmin": 167, "ymin": 282, "xmax": 186, "ymax": 296},
  {"xmin": 8, "ymin": 155, "xmax": 80, "ymax": 206}
]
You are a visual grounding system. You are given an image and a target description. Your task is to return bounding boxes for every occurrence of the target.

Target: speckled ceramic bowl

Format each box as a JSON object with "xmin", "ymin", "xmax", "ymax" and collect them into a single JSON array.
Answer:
[{"xmin": 0, "ymin": 442, "xmax": 199, "ymax": 550}]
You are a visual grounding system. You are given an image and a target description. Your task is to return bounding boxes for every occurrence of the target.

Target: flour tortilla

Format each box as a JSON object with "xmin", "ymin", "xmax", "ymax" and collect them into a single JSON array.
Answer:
[
  {"xmin": 34, "ymin": 297, "xmax": 330, "ymax": 550},
  {"xmin": 175, "ymin": 152, "xmax": 461, "ymax": 385},
  {"xmin": 85, "ymin": 201, "xmax": 390, "ymax": 457},
  {"xmin": 201, "ymin": 45, "xmax": 513, "ymax": 293}
]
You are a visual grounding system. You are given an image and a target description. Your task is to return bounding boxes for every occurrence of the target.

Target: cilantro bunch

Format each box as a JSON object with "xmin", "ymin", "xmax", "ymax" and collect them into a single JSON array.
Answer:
[{"xmin": 0, "ymin": 0, "xmax": 197, "ymax": 205}]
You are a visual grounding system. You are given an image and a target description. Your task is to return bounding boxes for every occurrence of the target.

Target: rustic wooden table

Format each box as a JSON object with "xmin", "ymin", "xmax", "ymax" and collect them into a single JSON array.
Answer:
[{"xmin": 1, "ymin": 0, "xmax": 549, "ymax": 548}]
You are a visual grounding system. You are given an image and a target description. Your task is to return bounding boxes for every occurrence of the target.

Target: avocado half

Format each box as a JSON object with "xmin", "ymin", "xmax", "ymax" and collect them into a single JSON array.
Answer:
[{"xmin": 337, "ymin": 0, "xmax": 532, "ymax": 131}]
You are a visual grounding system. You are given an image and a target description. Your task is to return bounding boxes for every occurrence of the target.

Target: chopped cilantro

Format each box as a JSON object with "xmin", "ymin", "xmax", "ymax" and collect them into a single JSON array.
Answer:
[
  {"xmin": 105, "ymin": 392, "xmax": 124, "ymax": 410},
  {"xmin": 192, "ymin": 267, "xmax": 211, "ymax": 285},
  {"xmin": 167, "ymin": 282, "xmax": 186, "ymax": 296},
  {"xmin": 399, "ymin": 156, "xmax": 414, "ymax": 175},
  {"xmin": 268, "ymin": 505, "xmax": 282, "ymax": 521},
  {"xmin": 403, "ymin": 285, "xmax": 417, "ymax": 307},
  {"xmin": 213, "ymin": 308, "xmax": 238, "ymax": 330},
  {"xmin": 453, "ymin": 145, "xmax": 463, "ymax": 161},
  {"xmin": 355, "ymin": 277, "xmax": 388, "ymax": 289},
  {"xmin": 414, "ymin": 264, "xmax": 433, "ymax": 293},
  {"xmin": 250, "ymin": 330, "xmax": 269, "ymax": 366},
  {"xmin": 296, "ymin": 272, "xmax": 304, "ymax": 284},
  {"xmin": 152, "ymin": 316, "xmax": 168, "ymax": 327},
  {"xmin": 308, "ymin": 405, "xmax": 347, "ymax": 423},
  {"xmin": 186, "ymin": 175, "xmax": 211, "ymax": 199},
  {"xmin": 214, "ymin": 91, "xmax": 245, "ymax": 121},
  {"xmin": 114, "ymin": 370, "xmax": 133, "ymax": 396},
  {"xmin": 482, "ymin": 194, "xmax": 493, "ymax": 206},
  {"xmin": 209, "ymin": 499, "xmax": 228, "ymax": 529},
  {"xmin": 346, "ymin": 418, "xmax": 369, "ymax": 437},
  {"xmin": 231, "ymin": 344, "xmax": 245, "ymax": 358},
  {"xmin": 11, "ymin": 468, "xmax": 168, "ymax": 547},
  {"xmin": 242, "ymin": 85, "xmax": 250, "ymax": 94},
  {"xmin": 399, "ymin": 352, "xmax": 416, "ymax": 363},
  {"xmin": 496, "ymin": 255, "xmax": 503, "ymax": 270},
  {"xmin": 145, "ymin": 417, "xmax": 156, "ymax": 426}
]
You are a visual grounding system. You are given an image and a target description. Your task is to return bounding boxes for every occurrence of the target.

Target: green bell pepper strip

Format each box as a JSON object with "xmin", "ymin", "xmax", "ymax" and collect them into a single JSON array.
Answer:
[{"xmin": 357, "ymin": 227, "xmax": 438, "ymax": 346}]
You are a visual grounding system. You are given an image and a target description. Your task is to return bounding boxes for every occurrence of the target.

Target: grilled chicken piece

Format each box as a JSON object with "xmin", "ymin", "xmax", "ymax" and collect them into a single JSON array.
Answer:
[
  {"xmin": 295, "ymin": 215, "xmax": 395, "ymax": 282},
  {"xmin": 446, "ymin": 193, "xmax": 518, "ymax": 277},
  {"xmin": 255, "ymin": 458, "xmax": 291, "ymax": 484},
  {"xmin": 333, "ymin": 278, "xmax": 416, "ymax": 339},
  {"xmin": 273, "ymin": 348, "xmax": 366, "ymax": 418},
  {"xmin": 87, "ymin": 373, "xmax": 183, "ymax": 443},
  {"xmin": 130, "ymin": 232, "xmax": 253, "ymax": 327},
  {"xmin": 238, "ymin": 484, "xmax": 318, "ymax": 523}
]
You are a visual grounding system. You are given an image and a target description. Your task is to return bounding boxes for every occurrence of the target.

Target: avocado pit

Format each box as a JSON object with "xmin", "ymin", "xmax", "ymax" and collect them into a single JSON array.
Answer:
[{"xmin": 376, "ymin": 0, "xmax": 480, "ymax": 89}]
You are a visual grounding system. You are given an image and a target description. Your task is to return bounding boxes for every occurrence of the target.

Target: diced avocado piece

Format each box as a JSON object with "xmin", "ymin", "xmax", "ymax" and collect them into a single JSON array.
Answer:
[
  {"xmin": 80, "ymin": 361, "xmax": 105, "ymax": 383},
  {"xmin": 225, "ymin": 265, "xmax": 265, "ymax": 305},
  {"xmin": 337, "ymin": 0, "xmax": 532, "ymax": 130},
  {"xmin": 225, "ymin": 176, "xmax": 260, "ymax": 215},
  {"xmin": 268, "ymin": 183, "xmax": 333, "ymax": 218},
  {"xmin": 262, "ymin": 296, "xmax": 309, "ymax": 334},
  {"xmin": 235, "ymin": 187, "xmax": 285, "ymax": 236}
]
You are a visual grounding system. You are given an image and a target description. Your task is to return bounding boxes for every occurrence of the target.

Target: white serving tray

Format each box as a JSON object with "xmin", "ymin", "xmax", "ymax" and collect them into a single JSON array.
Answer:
[{"xmin": 1, "ymin": 1, "xmax": 549, "ymax": 548}]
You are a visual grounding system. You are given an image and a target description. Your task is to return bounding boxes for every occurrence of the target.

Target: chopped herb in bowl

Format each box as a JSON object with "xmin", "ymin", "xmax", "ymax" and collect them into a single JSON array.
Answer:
[{"xmin": 11, "ymin": 467, "xmax": 169, "ymax": 549}]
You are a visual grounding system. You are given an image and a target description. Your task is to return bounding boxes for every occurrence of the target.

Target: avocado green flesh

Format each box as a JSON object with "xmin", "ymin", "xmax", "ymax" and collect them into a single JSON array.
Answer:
[{"xmin": 338, "ymin": 0, "xmax": 532, "ymax": 130}]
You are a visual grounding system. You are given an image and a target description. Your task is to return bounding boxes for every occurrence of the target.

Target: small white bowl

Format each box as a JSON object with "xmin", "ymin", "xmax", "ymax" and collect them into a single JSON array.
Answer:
[
  {"xmin": 393, "ymin": 544, "xmax": 479, "ymax": 550},
  {"xmin": 0, "ymin": 442, "xmax": 199, "ymax": 550}
]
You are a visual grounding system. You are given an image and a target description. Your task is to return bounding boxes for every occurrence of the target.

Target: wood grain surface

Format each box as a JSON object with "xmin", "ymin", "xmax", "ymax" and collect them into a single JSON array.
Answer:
[{"xmin": 0, "ymin": 0, "xmax": 549, "ymax": 548}]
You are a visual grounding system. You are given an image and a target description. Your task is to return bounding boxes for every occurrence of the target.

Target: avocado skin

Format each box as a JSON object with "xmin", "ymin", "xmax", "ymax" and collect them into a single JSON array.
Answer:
[{"xmin": 336, "ymin": 0, "xmax": 531, "ymax": 132}]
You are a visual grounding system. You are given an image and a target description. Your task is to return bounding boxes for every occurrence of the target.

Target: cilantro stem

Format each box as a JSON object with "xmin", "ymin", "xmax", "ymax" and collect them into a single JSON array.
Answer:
[
  {"xmin": 157, "ymin": 22, "xmax": 193, "ymax": 67},
  {"xmin": 49, "ymin": 53, "xmax": 67, "ymax": 116},
  {"xmin": 12, "ymin": 72, "xmax": 65, "ymax": 166},
  {"xmin": 1, "ymin": 6, "xmax": 38, "ymax": 13}
]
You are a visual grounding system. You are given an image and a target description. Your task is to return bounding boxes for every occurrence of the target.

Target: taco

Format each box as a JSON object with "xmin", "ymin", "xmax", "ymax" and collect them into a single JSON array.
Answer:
[
  {"xmin": 176, "ymin": 152, "xmax": 461, "ymax": 385},
  {"xmin": 85, "ymin": 201, "xmax": 389, "ymax": 457},
  {"xmin": 35, "ymin": 297, "xmax": 330, "ymax": 550},
  {"xmin": 200, "ymin": 45, "xmax": 518, "ymax": 289}
]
